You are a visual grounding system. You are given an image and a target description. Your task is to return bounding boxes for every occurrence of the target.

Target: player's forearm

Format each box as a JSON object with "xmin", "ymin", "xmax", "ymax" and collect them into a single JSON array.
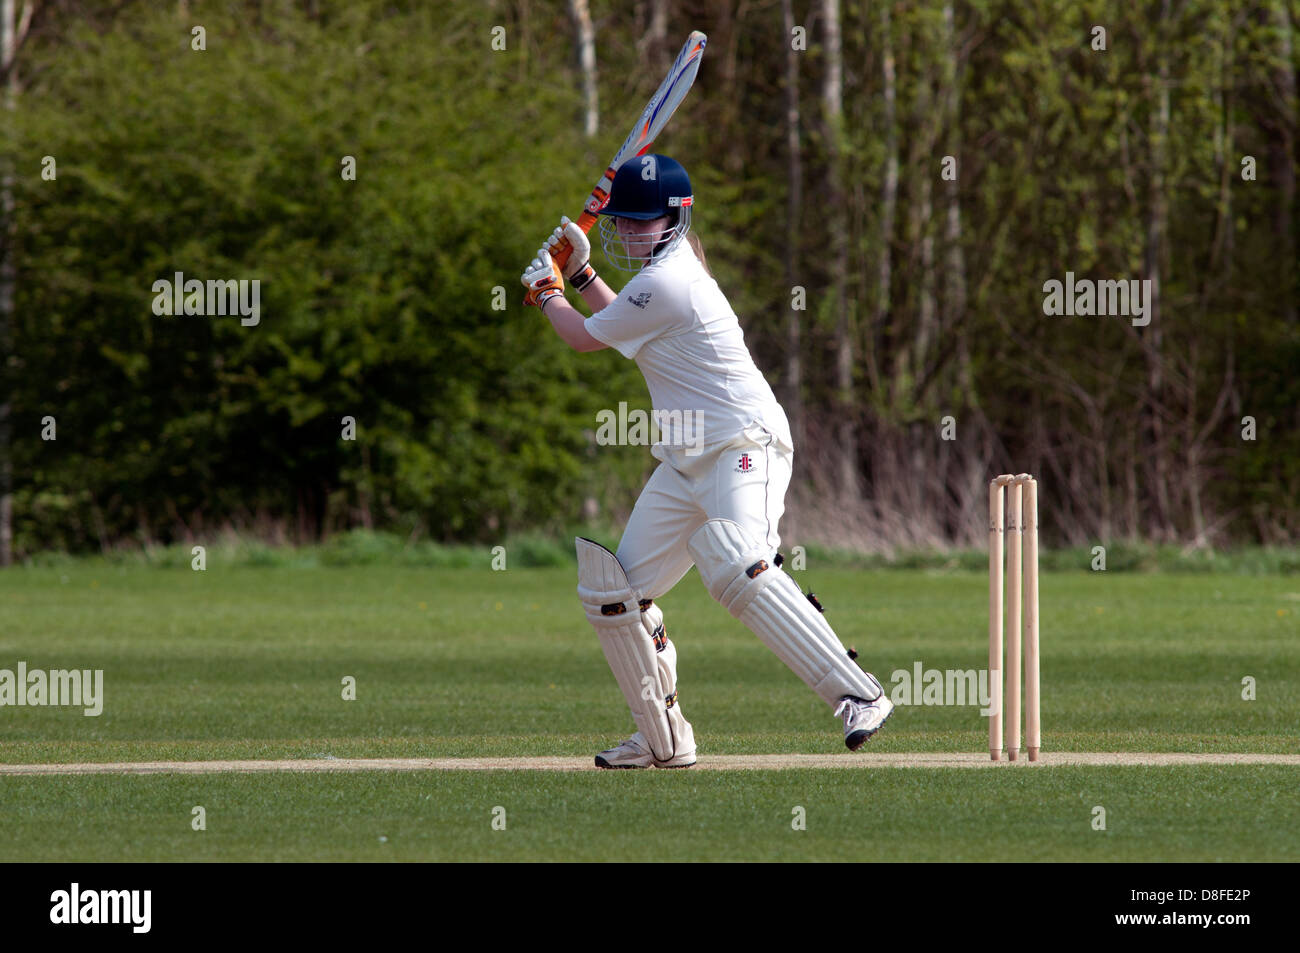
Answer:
[
  {"xmin": 579, "ymin": 275, "xmax": 617, "ymax": 313},
  {"xmin": 542, "ymin": 297, "xmax": 607, "ymax": 352}
]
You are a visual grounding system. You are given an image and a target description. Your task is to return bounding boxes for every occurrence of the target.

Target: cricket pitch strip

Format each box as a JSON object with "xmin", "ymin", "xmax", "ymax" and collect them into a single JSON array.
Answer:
[{"xmin": 1, "ymin": 752, "xmax": 1297, "ymax": 775}]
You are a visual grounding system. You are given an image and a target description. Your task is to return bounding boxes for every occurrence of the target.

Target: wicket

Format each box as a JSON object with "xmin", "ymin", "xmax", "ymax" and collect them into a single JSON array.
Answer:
[{"xmin": 988, "ymin": 473, "xmax": 1041, "ymax": 761}]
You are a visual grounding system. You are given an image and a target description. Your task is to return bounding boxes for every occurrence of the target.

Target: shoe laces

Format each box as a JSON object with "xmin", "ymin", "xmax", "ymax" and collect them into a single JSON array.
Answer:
[{"xmin": 834, "ymin": 697, "xmax": 860, "ymax": 727}]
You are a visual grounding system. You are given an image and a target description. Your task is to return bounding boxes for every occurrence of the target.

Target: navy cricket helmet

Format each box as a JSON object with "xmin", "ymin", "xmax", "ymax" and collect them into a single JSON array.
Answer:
[{"xmin": 598, "ymin": 154, "xmax": 693, "ymax": 271}]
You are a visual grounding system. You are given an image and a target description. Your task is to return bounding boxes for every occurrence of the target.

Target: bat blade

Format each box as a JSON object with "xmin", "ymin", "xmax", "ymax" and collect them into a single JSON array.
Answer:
[
  {"xmin": 554, "ymin": 31, "xmax": 707, "ymax": 267},
  {"xmin": 602, "ymin": 30, "xmax": 708, "ymax": 194}
]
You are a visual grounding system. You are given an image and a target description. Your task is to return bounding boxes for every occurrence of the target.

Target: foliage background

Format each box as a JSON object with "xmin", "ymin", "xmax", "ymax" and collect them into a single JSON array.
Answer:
[{"xmin": 1, "ymin": 0, "xmax": 1297, "ymax": 558}]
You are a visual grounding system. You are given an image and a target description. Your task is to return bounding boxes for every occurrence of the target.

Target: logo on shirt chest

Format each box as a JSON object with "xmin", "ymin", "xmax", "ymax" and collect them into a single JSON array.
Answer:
[
  {"xmin": 628, "ymin": 291, "xmax": 653, "ymax": 309},
  {"xmin": 735, "ymin": 452, "xmax": 757, "ymax": 473}
]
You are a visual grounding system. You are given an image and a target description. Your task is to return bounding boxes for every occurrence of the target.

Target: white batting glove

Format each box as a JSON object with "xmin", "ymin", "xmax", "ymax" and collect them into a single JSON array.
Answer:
[
  {"xmin": 545, "ymin": 216, "xmax": 598, "ymax": 290},
  {"xmin": 521, "ymin": 248, "xmax": 565, "ymax": 310}
]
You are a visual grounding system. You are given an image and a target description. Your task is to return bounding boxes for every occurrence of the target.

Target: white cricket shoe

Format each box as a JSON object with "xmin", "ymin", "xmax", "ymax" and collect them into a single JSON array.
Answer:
[
  {"xmin": 594, "ymin": 731, "xmax": 697, "ymax": 769},
  {"xmin": 834, "ymin": 694, "xmax": 895, "ymax": 751}
]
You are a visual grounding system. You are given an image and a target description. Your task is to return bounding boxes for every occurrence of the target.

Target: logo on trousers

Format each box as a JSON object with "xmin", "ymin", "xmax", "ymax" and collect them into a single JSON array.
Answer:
[{"xmin": 735, "ymin": 453, "xmax": 754, "ymax": 473}]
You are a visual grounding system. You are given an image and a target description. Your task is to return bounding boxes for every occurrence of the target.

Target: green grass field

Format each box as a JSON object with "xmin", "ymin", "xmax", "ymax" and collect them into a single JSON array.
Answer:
[{"xmin": 1, "ymin": 562, "xmax": 1298, "ymax": 861}]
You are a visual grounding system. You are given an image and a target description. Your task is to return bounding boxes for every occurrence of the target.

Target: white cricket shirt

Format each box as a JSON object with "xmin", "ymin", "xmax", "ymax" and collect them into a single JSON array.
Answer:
[{"xmin": 585, "ymin": 241, "xmax": 793, "ymax": 458}]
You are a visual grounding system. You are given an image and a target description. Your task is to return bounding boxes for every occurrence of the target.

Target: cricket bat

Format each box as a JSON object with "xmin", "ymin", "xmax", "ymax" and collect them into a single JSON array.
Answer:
[{"xmin": 551, "ymin": 31, "xmax": 707, "ymax": 270}]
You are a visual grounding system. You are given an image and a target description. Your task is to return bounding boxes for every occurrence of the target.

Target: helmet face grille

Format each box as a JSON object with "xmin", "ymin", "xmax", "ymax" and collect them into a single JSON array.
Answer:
[{"xmin": 598, "ymin": 207, "xmax": 692, "ymax": 273}]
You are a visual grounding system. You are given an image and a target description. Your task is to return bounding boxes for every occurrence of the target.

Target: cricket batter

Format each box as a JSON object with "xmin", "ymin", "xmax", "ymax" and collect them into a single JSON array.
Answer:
[{"xmin": 522, "ymin": 154, "xmax": 893, "ymax": 768}]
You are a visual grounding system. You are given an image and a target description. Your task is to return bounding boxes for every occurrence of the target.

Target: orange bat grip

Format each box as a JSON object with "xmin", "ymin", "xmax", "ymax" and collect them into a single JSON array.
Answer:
[{"xmin": 551, "ymin": 210, "xmax": 602, "ymax": 269}]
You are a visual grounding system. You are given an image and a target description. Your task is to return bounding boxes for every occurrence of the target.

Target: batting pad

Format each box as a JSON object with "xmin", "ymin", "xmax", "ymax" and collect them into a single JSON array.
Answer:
[
  {"xmin": 687, "ymin": 519, "xmax": 882, "ymax": 707},
  {"xmin": 576, "ymin": 537, "xmax": 683, "ymax": 762}
]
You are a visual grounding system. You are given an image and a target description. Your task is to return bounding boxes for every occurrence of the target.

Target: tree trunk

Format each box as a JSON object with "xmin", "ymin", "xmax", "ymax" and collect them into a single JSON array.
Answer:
[
  {"xmin": 1208, "ymin": 10, "xmax": 1236, "ymax": 280},
  {"xmin": 1269, "ymin": 0, "xmax": 1296, "ymax": 323},
  {"xmin": 568, "ymin": 0, "xmax": 598, "ymax": 139},
  {"xmin": 910, "ymin": 80, "xmax": 936, "ymax": 397},
  {"xmin": 0, "ymin": 0, "xmax": 26, "ymax": 567},
  {"xmin": 941, "ymin": 1, "xmax": 976, "ymax": 533},
  {"xmin": 823, "ymin": 0, "xmax": 857, "ymax": 499},
  {"xmin": 640, "ymin": 0, "xmax": 669, "ymax": 73},
  {"xmin": 1144, "ymin": 0, "xmax": 1172, "ymax": 540},
  {"xmin": 871, "ymin": 0, "xmax": 898, "ymax": 401},
  {"xmin": 781, "ymin": 0, "xmax": 804, "ymax": 458},
  {"xmin": 717, "ymin": 2, "xmax": 744, "ymax": 178},
  {"xmin": 941, "ymin": 2, "xmax": 969, "ymax": 396}
]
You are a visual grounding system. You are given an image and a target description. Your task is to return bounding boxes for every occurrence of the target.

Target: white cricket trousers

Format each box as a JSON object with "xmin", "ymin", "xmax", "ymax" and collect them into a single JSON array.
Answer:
[{"xmin": 615, "ymin": 422, "xmax": 793, "ymax": 600}]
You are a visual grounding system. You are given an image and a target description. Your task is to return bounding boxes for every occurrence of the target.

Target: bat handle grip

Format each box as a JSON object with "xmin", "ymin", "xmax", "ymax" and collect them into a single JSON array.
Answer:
[{"xmin": 551, "ymin": 210, "xmax": 601, "ymax": 269}]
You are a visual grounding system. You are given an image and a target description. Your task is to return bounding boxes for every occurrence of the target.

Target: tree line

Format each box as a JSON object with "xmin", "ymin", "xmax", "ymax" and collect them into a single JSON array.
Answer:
[{"xmin": 0, "ymin": 0, "xmax": 1296, "ymax": 561}]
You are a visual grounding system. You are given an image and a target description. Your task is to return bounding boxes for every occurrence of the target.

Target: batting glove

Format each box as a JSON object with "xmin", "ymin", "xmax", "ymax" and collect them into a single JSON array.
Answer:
[
  {"xmin": 545, "ymin": 216, "xmax": 598, "ymax": 291},
  {"xmin": 521, "ymin": 248, "xmax": 565, "ymax": 310}
]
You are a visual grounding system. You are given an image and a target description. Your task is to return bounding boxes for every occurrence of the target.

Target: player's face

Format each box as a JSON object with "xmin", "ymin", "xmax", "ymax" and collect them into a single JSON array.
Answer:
[{"xmin": 616, "ymin": 215, "xmax": 671, "ymax": 261}]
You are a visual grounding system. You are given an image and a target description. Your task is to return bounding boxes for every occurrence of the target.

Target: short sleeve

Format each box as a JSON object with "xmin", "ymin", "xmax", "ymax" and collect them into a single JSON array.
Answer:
[{"xmin": 585, "ymin": 274, "xmax": 683, "ymax": 360}]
